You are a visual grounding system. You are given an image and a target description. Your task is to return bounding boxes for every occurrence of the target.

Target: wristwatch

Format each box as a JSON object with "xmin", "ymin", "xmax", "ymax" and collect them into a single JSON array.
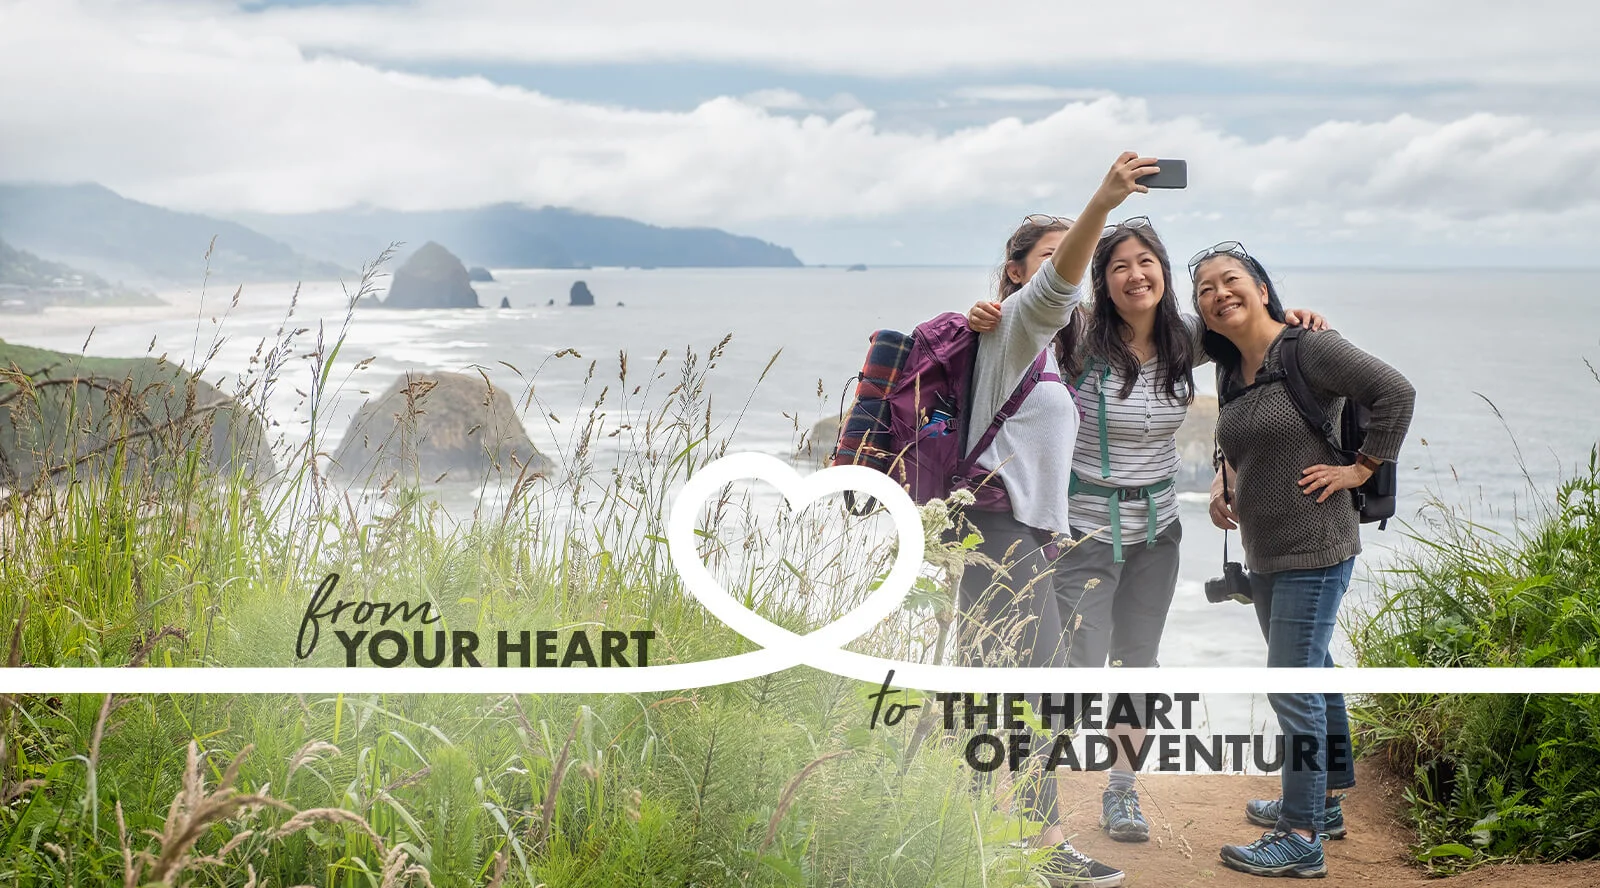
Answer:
[{"xmin": 1355, "ymin": 453, "xmax": 1383, "ymax": 472}]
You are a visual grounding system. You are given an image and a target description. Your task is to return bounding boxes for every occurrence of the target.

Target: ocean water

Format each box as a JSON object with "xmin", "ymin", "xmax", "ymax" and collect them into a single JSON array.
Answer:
[{"xmin": 10, "ymin": 266, "xmax": 1598, "ymax": 740}]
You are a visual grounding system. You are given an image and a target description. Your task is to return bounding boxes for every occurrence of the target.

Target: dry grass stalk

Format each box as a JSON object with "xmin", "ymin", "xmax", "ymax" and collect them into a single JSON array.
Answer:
[
  {"xmin": 0, "ymin": 604, "xmax": 25, "ymax": 796},
  {"xmin": 1, "ymin": 778, "xmax": 45, "ymax": 804},
  {"xmin": 757, "ymin": 751, "xmax": 850, "ymax": 856},
  {"xmin": 532, "ymin": 710, "xmax": 583, "ymax": 853},
  {"xmin": 188, "ymin": 828, "xmax": 254, "ymax": 866},
  {"xmin": 484, "ymin": 849, "xmax": 509, "ymax": 888},
  {"xmin": 86, "ymin": 692, "xmax": 125, "ymax": 834},
  {"xmin": 376, "ymin": 764, "xmax": 431, "ymax": 797},
  {"xmin": 286, "ymin": 739, "xmax": 341, "ymax": 782},
  {"xmin": 379, "ymin": 845, "xmax": 438, "ymax": 888},
  {"xmin": 136, "ymin": 742, "xmax": 287, "ymax": 886},
  {"xmin": 126, "ymin": 626, "xmax": 187, "ymax": 667},
  {"xmin": 275, "ymin": 806, "xmax": 388, "ymax": 859},
  {"xmin": 117, "ymin": 801, "xmax": 136, "ymax": 888}
]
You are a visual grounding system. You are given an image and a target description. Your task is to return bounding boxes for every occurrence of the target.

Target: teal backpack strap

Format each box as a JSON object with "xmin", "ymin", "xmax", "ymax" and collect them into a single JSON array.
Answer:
[
  {"xmin": 1072, "ymin": 360, "xmax": 1114, "ymax": 480},
  {"xmin": 1067, "ymin": 355, "xmax": 1174, "ymax": 564}
]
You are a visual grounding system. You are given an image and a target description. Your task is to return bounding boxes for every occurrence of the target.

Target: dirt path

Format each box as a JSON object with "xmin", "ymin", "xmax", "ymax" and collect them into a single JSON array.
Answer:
[{"xmin": 1053, "ymin": 762, "xmax": 1600, "ymax": 886}]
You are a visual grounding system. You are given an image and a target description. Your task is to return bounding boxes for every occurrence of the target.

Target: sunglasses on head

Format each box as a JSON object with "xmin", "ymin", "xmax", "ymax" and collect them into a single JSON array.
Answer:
[
  {"xmin": 1101, "ymin": 216, "xmax": 1153, "ymax": 239},
  {"xmin": 1188, "ymin": 241, "xmax": 1251, "ymax": 278},
  {"xmin": 1022, "ymin": 214, "xmax": 1158, "ymax": 236}
]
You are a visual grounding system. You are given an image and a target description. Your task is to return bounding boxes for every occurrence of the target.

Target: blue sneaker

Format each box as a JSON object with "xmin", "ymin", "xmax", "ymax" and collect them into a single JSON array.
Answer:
[
  {"xmin": 1100, "ymin": 788, "xmax": 1150, "ymax": 842},
  {"xmin": 1220, "ymin": 830, "xmax": 1327, "ymax": 878},
  {"xmin": 1245, "ymin": 794, "xmax": 1346, "ymax": 840}
]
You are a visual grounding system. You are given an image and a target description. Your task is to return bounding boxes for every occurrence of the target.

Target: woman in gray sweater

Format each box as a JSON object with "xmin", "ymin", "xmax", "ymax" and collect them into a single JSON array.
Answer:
[{"xmin": 1193, "ymin": 243, "xmax": 1415, "ymax": 879}]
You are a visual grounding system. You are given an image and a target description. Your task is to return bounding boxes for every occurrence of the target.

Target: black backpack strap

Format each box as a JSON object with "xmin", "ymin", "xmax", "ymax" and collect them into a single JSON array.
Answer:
[
  {"xmin": 958, "ymin": 334, "xmax": 982, "ymax": 462},
  {"xmin": 1279, "ymin": 327, "xmax": 1344, "ymax": 455}
]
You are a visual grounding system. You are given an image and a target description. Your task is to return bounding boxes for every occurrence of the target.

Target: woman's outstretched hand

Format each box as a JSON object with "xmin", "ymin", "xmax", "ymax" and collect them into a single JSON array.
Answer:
[
  {"xmin": 1044, "ymin": 152, "xmax": 1163, "ymax": 289},
  {"xmin": 1299, "ymin": 462, "xmax": 1373, "ymax": 503},
  {"xmin": 1091, "ymin": 152, "xmax": 1161, "ymax": 213},
  {"xmin": 968, "ymin": 301, "xmax": 1002, "ymax": 333},
  {"xmin": 1284, "ymin": 308, "xmax": 1330, "ymax": 331}
]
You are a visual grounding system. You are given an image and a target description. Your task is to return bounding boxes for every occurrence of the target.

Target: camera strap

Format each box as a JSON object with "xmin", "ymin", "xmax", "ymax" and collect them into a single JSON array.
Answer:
[{"xmin": 1222, "ymin": 459, "xmax": 1233, "ymax": 567}]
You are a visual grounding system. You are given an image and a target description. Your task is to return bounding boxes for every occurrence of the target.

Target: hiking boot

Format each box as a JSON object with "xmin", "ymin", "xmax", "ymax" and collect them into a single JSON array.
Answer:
[
  {"xmin": 1245, "ymin": 794, "xmax": 1346, "ymax": 840},
  {"xmin": 1099, "ymin": 788, "xmax": 1150, "ymax": 842},
  {"xmin": 1034, "ymin": 840, "xmax": 1125, "ymax": 887},
  {"xmin": 1219, "ymin": 830, "xmax": 1327, "ymax": 878}
]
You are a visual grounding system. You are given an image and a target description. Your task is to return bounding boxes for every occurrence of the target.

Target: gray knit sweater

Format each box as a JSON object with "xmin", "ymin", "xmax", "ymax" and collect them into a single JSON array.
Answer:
[{"xmin": 1215, "ymin": 328, "xmax": 1415, "ymax": 573}]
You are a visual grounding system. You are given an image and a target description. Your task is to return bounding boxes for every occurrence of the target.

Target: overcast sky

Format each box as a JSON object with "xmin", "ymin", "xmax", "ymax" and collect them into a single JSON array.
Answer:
[{"xmin": 3, "ymin": 0, "xmax": 1599, "ymax": 265}]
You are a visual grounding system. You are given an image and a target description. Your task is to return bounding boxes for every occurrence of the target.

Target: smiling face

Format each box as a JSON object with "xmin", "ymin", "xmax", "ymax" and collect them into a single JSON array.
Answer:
[
  {"xmin": 1194, "ymin": 254, "xmax": 1271, "ymax": 334},
  {"xmin": 1103, "ymin": 234, "xmax": 1166, "ymax": 320},
  {"xmin": 1007, "ymin": 229, "xmax": 1067, "ymax": 288}
]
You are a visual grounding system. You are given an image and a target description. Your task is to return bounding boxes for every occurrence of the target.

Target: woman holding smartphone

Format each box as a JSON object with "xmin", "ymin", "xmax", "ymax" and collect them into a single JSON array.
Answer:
[
  {"xmin": 952, "ymin": 151, "xmax": 1182, "ymax": 888},
  {"xmin": 967, "ymin": 223, "xmax": 1327, "ymax": 844},
  {"xmin": 1193, "ymin": 242, "xmax": 1414, "ymax": 879}
]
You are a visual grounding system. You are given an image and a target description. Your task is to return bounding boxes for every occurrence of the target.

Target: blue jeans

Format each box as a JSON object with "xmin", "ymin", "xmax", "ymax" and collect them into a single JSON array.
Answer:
[{"xmin": 1248, "ymin": 558, "xmax": 1357, "ymax": 833}]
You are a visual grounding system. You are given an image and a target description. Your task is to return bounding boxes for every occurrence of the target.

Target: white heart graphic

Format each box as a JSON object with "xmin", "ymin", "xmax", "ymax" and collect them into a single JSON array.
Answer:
[{"xmin": 666, "ymin": 452, "xmax": 926, "ymax": 671}]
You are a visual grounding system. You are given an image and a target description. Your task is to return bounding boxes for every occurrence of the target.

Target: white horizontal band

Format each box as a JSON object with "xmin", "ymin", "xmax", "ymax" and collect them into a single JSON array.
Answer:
[{"xmin": 0, "ymin": 666, "xmax": 1591, "ymax": 695}]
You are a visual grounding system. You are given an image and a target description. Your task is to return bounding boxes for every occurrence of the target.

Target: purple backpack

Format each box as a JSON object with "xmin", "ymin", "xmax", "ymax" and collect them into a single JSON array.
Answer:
[{"xmin": 831, "ymin": 312, "xmax": 1057, "ymax": 515}]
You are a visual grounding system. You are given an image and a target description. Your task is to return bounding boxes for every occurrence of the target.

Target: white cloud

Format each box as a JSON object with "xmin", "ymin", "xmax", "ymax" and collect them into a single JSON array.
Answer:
[
  {"xmin": 741, "ymin": 89, "xmax": 864, "ymax": 113},
  {"xmin": 950, "ymin": 85, "xmax": 1115, "ymax": 104},
  {"xmin": 2, "ymin": 0, "xmax": 1600, "ymax": 264},
  {"xmin": 224, "ymin": 0, "xmax": 1600, "ymax": 85}
]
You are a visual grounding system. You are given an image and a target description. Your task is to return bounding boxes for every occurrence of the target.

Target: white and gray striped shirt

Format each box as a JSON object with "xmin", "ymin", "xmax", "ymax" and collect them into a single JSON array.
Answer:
[{"xmin": 1068, "ymin": 315, "xmax": 1208, "ymax": 538}]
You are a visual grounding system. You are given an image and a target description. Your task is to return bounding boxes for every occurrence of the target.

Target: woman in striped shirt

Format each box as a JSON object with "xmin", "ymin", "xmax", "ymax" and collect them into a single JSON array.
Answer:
[{"xmin": 968, "ymin": 220, "xmax": 1326, "ymax": 843}]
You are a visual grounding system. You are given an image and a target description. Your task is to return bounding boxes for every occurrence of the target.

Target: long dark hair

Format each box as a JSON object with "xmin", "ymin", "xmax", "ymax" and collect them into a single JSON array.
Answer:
[
  {"xmin": 1190, "ymin": 252, "xmax": 1287, "ymax": 379},
  {"xmin": 996, "ymin": 218, "xmax": 1087, "ymax": 382},
  {"xmin": 1085, "ymin": 226, "xmax": 1194, "ymax": 403}
]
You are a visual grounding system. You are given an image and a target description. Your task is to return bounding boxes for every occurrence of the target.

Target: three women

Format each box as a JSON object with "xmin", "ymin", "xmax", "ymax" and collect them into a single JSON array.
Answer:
[
  {"xmin": 960, "ymin": 170, "xmax": 1413, "ymax": 881},
  {"xmin": 966, "ymin": 209, "xmax": 1326, "ymax": 849}
]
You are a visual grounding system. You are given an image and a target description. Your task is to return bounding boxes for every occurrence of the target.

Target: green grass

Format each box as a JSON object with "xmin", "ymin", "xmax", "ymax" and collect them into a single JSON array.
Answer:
[
  {"xmin": 1351, "ymin": 446, "xmax": 1600, "ymax": 871},
  {"xmin": 0, "ymin": 259, "xmax": 1043, "ymax": 887}
]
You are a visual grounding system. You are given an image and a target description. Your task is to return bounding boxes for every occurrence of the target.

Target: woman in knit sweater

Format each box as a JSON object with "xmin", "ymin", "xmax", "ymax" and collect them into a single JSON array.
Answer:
[{"xmin": 1193, "ymin": 242, "xmax": 1414, "ymax": 879}]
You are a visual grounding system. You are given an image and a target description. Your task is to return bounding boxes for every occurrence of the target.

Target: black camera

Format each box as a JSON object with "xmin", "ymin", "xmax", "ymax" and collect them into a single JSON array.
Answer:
[{"xmin": 1204, "ymin": 561, "xmax": 1253, "ymax": 605}]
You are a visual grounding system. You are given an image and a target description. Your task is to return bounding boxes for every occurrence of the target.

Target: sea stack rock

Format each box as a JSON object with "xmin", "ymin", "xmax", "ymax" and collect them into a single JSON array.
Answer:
[
  {"xmin": 809, "ymin": 413, "xmax": 843, "ymax": 466},
  {"xmin": 499, "ymin": 296, "xmax": 511, "ymax": 309},
  {"xmin": 1172, "ymin": 394, "xmax": 1219, "ymax": 492},
  {"xmin": 383, "ymin": 242, "xmax": 481, "ymax": 309},
  {"xmin": 331, "ymin": 371, "xmax": 554, "ymax": 484},
  {"xmin": 468, "ymin": 266, "xmax": 496, "ymax": 282},
  {"xmin": 569, "ymin": 280, "xmax": 595, "ymax": 306}
]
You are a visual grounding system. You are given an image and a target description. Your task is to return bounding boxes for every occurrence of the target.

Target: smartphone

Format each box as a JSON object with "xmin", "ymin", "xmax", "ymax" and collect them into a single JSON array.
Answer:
[{"xmin": 1137, "ymin": 159, "xmax": 1187, "ymax": 189}]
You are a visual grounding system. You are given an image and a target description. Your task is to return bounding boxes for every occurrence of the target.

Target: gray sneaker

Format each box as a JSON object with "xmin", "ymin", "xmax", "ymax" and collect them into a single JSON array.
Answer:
[
  {"xmin": 1035, "ymin": 841, "xmax": 1125, "ymax": 887},
  {"xmin": 1100, "ymin": 788, "xmax": 1150, "ymax": 842},
  {"xmin": 1245, "ymin": 794, "xmax": 1346, "ymax": 840}
]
